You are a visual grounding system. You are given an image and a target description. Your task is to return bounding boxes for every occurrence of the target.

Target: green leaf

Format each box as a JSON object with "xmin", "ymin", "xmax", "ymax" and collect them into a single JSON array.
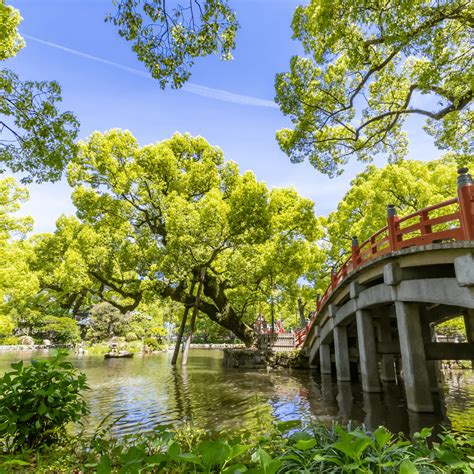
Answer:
[
  {"xmin": 229, "ymin": 444, "xmax": 249, "ymax": 460},
  {"xmin": 399, "ymin": 460, "xmax": 419, "ymax": 474},
  {"xmin": 295, "ymin": 439, "xmax": 317, "ymax": 451},
  {"xmin": 167, "ymin": 441, "xmax": 181, "ymax": 460},
  {"xmin": 276, "ymin": 420, "xmax": 301, "ymax": 433},
  {"xmin": 96, "ymin": 454, "xmax": 112, "ymax": 474},
  {"xmin": 178, "ymin": 452, "xmax": 202, "ymax": 465},
  {"xmin": 222, "ymin": 463, "xmax": 248, "ymax": 473},
  {"xmin": 0, "ymin": 459, "xmax": 30, "ymax": 467},
  {"xmin": 290, "ymin": 431, "xmax": 313, "ymax": 442},
  {"xmin": 374, "ymin": 426, "xmax": 392, "ymax": 448},
  {"xmin": 144, "ymin": 454, "xmax": 167, "ymax": 466},
  {"xmin": 10, "ymin": 361, "xmax": 23, "ymax": 371},
  {"xmin": 198, "ymin": 440, "xmax": 231, "ymax": 468}
]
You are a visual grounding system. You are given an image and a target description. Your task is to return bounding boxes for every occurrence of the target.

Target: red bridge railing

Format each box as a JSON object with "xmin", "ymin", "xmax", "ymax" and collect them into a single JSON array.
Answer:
[{"xmin": 295, "ymin": 168, "xmax": 474, "ymax": 348}]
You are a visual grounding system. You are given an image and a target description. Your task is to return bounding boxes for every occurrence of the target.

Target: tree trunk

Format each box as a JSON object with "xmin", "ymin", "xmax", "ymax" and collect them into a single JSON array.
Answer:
[
  {"xmin": 297, "ymin": 297, "xmax": 307, "ymax": 328},
  {"xmin": 182, "ymin": 268, "xmax": 206, "ymax": 366},
  {"xmin": 171, "ymin": 282, "xmax": 196, "ymax": 365},
  {"xmin": 164, "ymin": 271, "xmax": 256, "ymax": 346}
]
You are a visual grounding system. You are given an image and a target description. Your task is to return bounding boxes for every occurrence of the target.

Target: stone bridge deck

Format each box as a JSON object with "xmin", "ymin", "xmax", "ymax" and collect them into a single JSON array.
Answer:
[{"xmin": 300, "ymin": 168, "xmax": 474, "ymax": 413}]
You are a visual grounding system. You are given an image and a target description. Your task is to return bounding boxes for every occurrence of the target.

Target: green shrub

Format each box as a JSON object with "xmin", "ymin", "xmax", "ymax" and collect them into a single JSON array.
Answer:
[
  {"xmin": 144, "ymin": 337, "xmax": 165, "ymax": 351},
  {"xmin": 0, "ymin": 349, "xmax": 90, "ymax": 451},
  {"xmin": 1, "ymin": 336, "xmax": 19, "ymax": 345},
  {"xmin": 125, "ymin": 331, "xmax": 138, "ymax": 342},
  {"xmin": 40, "ymin": 316, "xmax": 80, "ymax": 345}
]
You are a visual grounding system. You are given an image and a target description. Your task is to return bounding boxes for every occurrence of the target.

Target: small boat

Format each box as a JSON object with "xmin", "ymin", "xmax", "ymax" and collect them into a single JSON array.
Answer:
[{"xmin": 104, "ymin": 351, "xmax": 134, "ymax": 359}]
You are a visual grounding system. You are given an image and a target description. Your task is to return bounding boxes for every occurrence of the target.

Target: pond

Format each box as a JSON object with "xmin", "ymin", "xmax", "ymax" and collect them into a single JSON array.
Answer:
[{"xmin": 0, "ymin": 349, "xmax": 473, "ymax": 437}]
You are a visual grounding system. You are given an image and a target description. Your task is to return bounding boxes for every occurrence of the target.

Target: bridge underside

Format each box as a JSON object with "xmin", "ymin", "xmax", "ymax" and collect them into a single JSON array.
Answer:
[{"xmin": 304, "ymin": 243, "xmax": 474, "ymax": 413}]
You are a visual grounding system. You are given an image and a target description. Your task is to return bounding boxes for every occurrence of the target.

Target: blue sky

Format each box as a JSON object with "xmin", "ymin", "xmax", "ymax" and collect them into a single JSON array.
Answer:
[{"xmin": 8, "ymin": 0, "xmax": 442, "ymax": 233}]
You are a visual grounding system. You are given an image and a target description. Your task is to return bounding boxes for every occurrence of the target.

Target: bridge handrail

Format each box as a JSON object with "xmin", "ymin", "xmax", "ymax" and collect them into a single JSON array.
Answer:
[{"xmin": 299, "ymin": 168, "xmax": 474, "ymax": 347}]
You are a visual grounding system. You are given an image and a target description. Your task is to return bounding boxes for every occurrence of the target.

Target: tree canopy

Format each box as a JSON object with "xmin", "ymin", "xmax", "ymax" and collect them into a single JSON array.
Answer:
[
  {"xmin": 275, "ymin": 0, "xmax": 473, "ymax": 177},
  {"xmin": 0, "ymin": 1, "xmax": 79, "ymax": 182},
  {"xmin": 38, "ymin": 130, "xmax": 322, "ymax": 344},
  {"xmin": 107, "ymin": 0, "xmax": 238, "ymax": 89},
  {"xmin": 0, "ymin": 177, "xmax": 38, "ymax": 339}
]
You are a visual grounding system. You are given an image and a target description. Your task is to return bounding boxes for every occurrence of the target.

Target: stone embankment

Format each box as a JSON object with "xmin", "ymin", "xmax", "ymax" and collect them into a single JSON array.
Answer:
[
  {"xmin": 222, "ymin": 347, "xmax": 308, "ymax": 369},
  {"xmin": 0, "ymin": 345, "xmax": 57, "ymax": 352},
  {"xmin": 188, "ymin": 343, "xmax": 245, "ymax": 349}
]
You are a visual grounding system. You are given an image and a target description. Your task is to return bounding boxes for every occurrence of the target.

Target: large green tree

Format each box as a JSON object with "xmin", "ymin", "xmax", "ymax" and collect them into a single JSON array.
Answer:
[
  {"xmin": 43, "ymin": 130, "xmax": 322, "ymax": 345},
  {"xmin": 0, "ymin": 1, "xmax": 79, "ymax": 182},
  {"xmin": 275, "ymin": 0, "xmax": 473, "ymax": 177},
  {"xmin": 0, "ymin": 177, "xmax": 38, "ymax": 338}
]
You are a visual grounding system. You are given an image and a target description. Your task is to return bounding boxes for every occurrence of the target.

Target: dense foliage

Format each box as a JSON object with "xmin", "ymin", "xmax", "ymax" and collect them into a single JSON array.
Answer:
[
  {"xmin": 0, "ymin": 350, "xmax": 89, "ymax": 450},
  {"xmin": 0, "ymin": 1, "xmax": 79, "ymax": 183},
  {"xmin": 275, "ymin": 0, "xmax": 473, "ymax": 176},
  {"xmin": 106, "ymin": 0, "xmax": 238, "ymax": 89},
  {"xmin": 31, "ymin": 130, "xmax": 322, "ymax": 345},
  {"xmin": 1, "ymin": 418, "xmax": 473, "ymax": 472}
]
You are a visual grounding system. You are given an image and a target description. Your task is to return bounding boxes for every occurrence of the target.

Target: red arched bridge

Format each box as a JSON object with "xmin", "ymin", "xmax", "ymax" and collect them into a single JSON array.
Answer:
[{"xmin": 297, "ymin": 167, "xmax": 474, "ymax": 413}]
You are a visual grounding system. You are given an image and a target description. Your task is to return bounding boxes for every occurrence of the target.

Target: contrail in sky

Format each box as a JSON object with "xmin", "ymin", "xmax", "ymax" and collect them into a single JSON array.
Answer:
[{"xmin": 22, "ymin": 34, "xmax": 278, "ymax": 109}]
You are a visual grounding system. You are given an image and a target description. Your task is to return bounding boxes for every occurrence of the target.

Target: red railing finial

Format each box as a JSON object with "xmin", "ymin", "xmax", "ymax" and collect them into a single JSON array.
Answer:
[
  {"xmin": 458, "ymin": 168, "xmax": 474, "ymax": 240},
  {"xmin": 387, "ymin": 204, "xmax": 399, "ymax": 251}
]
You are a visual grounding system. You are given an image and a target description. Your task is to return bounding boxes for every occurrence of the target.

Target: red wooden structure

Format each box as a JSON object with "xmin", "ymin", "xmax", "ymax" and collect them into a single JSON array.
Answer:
[{"xmin": 295, "ymin": 168, "xmax": 474, "ymax": 348}]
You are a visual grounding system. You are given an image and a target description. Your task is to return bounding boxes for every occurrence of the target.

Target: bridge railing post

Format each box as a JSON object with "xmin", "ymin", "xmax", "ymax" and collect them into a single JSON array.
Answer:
[
  {"xmin": 331, "ymin": 268, "xmax": 337, "ymax": 290},
  {"xmin": 457, "ymin": 168, "xmax": 474, "ymax": 240},
  {"xmin": 387, "ymin": 204, "xmax": 400, "ymax": 251},
  {"xmin": 351, "ymin": 236, "xmax": 360, "ymax": 269}
]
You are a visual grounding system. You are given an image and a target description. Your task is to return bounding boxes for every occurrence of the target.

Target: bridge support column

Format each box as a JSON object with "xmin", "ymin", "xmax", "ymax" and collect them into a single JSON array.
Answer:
[
  {"xmin": 334, "ymin": 325, "xmax": 351, "ymax": 381},
  {"xmin": 464, "ymin": 309, "xmax": 474, "ymax": 369},
  {"xmin": 356, "ymin": 310, "xmax": 381, "ymax": 392},
  {"xmin": 320, "ymin": 343, "xmax": 332, "ymax": 375},
  {"xmin": 378, "ymin": 317, "xmax": 396, "ymax": 382},
  {"xmin": 395, "ymin": 302, "xmax": 434, "ymax": 412},
  {"xmin": 420, "ymin": 317, "xmax": 440, "ymax": 392}
]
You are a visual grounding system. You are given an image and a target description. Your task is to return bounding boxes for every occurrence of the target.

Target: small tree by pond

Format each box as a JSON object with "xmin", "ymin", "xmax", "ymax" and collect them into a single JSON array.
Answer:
[{"xmin": 88, "ymin": 302, "xmax": 129, "ymax": 342}]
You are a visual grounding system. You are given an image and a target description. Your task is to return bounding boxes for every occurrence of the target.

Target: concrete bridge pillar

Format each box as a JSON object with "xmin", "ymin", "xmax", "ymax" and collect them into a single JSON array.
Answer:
[
  {"xmin": 336, "ymin": 381, "xmax": 353, "ymax": 422},
  {"xmin": 334, "ymin": 325, "xmax": 351, "ymax": 381},
  {"xmin": 377, "ymin": 316, "xmax": 396, "ymax": 382},
  {"xmin": 320, "ymin": 343, "xmax": 332, "ymax": 374},
  {"xmin": 420, "ymin": 317, "xmax": 440, "ymax": 392},
  {"xmin": 464, "ymin": 309, "xmax": 474, "ymax": 368},
  {"xmin": 395, "ymin": 301, "xmax": 434, "ymax": 412},
  {"xmin": 356, "ymin": 309, "xmax": 381, "ymax": 392}
]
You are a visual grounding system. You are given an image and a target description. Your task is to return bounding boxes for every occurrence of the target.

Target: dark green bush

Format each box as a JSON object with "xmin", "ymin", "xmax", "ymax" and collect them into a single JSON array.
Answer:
[
  {"xmin": 0, "ymin": 350, "xmax": 89, "ymax": 451},
  {"xmin": 125, "ymin": 331, "xmax": 138, "ymax": 342},
  {"xmin": 144, "ymin": 337, "xmax": 165, "ymax": 351}
]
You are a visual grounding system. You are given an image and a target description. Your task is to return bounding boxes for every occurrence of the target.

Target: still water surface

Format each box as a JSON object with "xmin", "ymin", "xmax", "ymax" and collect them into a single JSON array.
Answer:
[{"xmin": 0, "ymin": 349, "xmax": 473, "ymax": 436}]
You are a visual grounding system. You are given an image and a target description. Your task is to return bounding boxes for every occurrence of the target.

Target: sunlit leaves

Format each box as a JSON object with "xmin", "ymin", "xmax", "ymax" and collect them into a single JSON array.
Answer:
[
  {"xmin": 276, "ymin": 0, "xmax": 473, "ymax": 176},
  {"xmin": 0, "ymin": 3, "xmax": 79, "ymax": 182},
  {"xmin": 62, "ymin": 130, "xmax": 323, "ymax": 342},
  {"xmin": 106, "ymin": 0, "xmax": 238, "ymax": 89},
  {"xmin": 0, "ymin": 1, "xmax": 24, "ymax": 60}
]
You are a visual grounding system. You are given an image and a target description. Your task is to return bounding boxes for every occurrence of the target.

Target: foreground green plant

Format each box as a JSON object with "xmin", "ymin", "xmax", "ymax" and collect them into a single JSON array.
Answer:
[
  {"xmin": 1, "ymin": 420, "xmax": 473, "ymax": 473},
  {"xmin": 0, "ymin": 349, "xmax": 89, "ymax": 450}
]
